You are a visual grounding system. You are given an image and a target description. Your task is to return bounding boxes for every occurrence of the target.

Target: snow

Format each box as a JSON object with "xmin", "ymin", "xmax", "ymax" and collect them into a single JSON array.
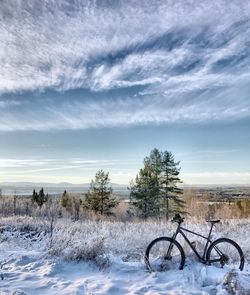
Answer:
[{"xmin": 0, "ymin": 218, "xmax": 250, "ymax": 295}]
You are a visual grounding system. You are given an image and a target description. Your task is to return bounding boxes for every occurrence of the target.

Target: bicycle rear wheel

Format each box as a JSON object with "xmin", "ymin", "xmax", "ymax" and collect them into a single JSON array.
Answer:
[
  {"xmin": 206, "ymin": 238, "xmax": 244, "ymax": 271},
  {"xmin": 145, "ymin": 237, "xmax": 185, "ymax": 272}
]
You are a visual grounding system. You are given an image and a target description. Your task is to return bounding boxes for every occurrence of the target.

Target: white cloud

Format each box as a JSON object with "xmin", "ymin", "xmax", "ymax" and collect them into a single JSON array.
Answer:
[
  {"xmin": 0, "ymin": 157, "xmax": 136, "ymax": 184},
  {"xmin": 0, "ymin": 100, "xmax": 21, "ymax": 108},
  {"xmin": 0, "ymin": 0, "xmax": 249, "ymax": 94},
  {"xmin": 0, "ymin": 157, "xmax": 128, "ymax": 171},
  {"xmin": 0, "ymin": 158, "xmax": 56, "ymax": 168},
  {"xmin": 0, "ymin": 86, "xmax": 249, "ymax": 131},
  {"xmin": 0, "ymin": 0, "xmax": 250, "ymax": 130},
  {"xmin": 40, "ymin": 143, "xmax": 51, "ymax": 148}
]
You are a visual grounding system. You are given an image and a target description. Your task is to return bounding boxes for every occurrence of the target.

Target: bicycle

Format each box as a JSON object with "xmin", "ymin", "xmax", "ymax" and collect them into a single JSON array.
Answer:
[{"xmin": 145, "ymin": 213, "xmax": 245, "ymax": 272}]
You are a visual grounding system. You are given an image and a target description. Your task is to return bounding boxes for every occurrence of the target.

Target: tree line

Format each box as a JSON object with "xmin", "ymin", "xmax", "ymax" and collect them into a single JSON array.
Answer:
[{"xmin": 2, "ymin": 148, "xmax": 185, "ymax": 220}]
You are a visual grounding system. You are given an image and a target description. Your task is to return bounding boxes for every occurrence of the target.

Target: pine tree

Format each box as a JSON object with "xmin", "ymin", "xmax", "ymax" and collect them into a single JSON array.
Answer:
[
  {"xmin": 144, "ymin": 148, "xmax": 162, "ymax": 181},
  {"xmin": 84, "ymin": 170, "xmax": 118, "ymax": 215},
  {"xmin": 32, "ymin": 188, "xmax": 48, "ymax": 207},
  {"xmin": 32, "ymin": 189, "xmax": 39, "ymax": 204},
  {"xmin": 143, "ymin": 148, "xmax": 162, "ymax": 216},
  {"xmin": 129, "ymin": 166, "xmax": 159, "ymax": 219},
  {"xmin": 130, "ymin": 148, "xmax": 185, "ymax": 220},
  {"xmin": 160, "ymin": 151, "xmax": 185, "ymax": 220},
  {"xmin": 38, "ymin": 188, "xmax": 45, "ymax": 207}
]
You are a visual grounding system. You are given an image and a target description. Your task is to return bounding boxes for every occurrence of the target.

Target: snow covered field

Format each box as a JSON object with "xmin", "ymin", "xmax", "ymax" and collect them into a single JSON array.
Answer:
[{"xmin": 0, "ymin": 217, "xmax": 249, "ymax": 294}]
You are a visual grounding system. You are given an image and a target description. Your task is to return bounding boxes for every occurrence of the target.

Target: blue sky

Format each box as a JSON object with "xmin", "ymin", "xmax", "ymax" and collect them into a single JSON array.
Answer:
[{"xmin": 0, "ymin": 0, "xmax": 250, "ymax": 184}]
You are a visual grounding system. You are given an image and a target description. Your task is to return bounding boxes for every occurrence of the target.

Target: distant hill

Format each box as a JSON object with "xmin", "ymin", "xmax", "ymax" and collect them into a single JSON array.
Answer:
[
  {"xmin": 1, "ymin": 181, "xmax": 90, "ymax": 188},
  {"xmin": 0, "ymin": 181, "xmax": 128, "ymax": 196}
]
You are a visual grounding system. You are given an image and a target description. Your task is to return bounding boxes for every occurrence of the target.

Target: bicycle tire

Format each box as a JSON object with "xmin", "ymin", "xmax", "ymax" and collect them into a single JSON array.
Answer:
[
  {"xmin": 145, "ymin": 237, "xmax": 185, "ymax": 272},
  {"xmin": 206, "ymin": 238, "xmax": 245, "ymax": 271}
]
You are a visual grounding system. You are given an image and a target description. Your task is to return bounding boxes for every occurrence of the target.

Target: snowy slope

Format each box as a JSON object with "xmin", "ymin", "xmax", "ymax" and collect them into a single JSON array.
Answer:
[
  {"xmin": 1, "ymin": 251, "xmax": 250, "ymax": 295},
  {"xmin": 0, "ymin": 218, "xmax": 249, "ymax": 295}
]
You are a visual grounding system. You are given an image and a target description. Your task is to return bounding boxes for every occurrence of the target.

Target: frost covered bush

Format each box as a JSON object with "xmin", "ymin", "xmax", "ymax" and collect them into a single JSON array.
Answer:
[
  {"xmin": 47, "ymin": 221, "xmax": 110, "ymax": 269},
  {"xmin": 50, "ymin": 233, "xmax": 110, "ymax": 269},
  {"xmin": 0, "ymin": 216, "xmax": 249, "ymax": 267},
  {"xmin": 0, "ymin": 216, "xmax": 50, "ymax": 233}
]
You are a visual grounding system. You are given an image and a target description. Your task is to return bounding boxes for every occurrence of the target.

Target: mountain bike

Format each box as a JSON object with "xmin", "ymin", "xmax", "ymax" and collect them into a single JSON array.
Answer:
[{"xmin": 145, "ymin": 214, "xmax": 245, "ymax": 272}]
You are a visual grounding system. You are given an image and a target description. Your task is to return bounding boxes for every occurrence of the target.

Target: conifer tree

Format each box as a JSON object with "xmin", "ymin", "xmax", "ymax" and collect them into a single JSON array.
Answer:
[
  {"xmin": 32, "ymin": 189, "xmax": 39, "ymax": 204},
  {"xmin": 129, "ymin": 166, "xmax": 159, "ymax": 219},
  {"xmin": 159, "ymin": 151, "xmax": 185, "ymax": 220},
  {"xmin": 84, "ymin": 170, "xmax": 118, "ymax": 215},
  {"xmin": 143, "ymin": 148, "xmax": 162, "ymax": 216},
  {"xmin": 130, "ymin": 148, "xmax": 185, "ymax": 220},
  {"xmin": 32, "ymin": 188, "xmax": 48, "ymax": 207},
  {"xmin": 144, "ymin": 148, "xmax": 162, "ymax": 181}
]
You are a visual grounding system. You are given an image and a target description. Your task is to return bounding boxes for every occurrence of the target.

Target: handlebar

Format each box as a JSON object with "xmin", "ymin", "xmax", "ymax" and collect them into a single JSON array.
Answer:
[{"xmin": 171, "ymin": 213, "xmax": 184, "ymax": 224}]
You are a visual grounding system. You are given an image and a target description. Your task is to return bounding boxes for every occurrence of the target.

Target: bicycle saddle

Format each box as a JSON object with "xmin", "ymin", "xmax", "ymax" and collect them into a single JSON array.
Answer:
[
  {"xmin": 171, "ymin": 213, "xmax": 184, "ymax": 223},
  {"xmin": 206, "ymin": 220, "xmax": 220, "ymax": 223}
]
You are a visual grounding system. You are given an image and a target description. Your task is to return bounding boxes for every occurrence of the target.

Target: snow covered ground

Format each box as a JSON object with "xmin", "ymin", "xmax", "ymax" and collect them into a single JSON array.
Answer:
[{"xmin": 0, "ymin": 217, "xmax": 249, "ymax": 295}]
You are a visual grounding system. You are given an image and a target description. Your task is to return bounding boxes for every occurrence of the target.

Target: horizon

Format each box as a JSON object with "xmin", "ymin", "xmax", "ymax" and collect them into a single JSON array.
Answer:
[
  {"xmin": 1, "ymin": 181, "xmax": 250, "ymax": 188},
  {"xmin": 1, "ymin": 1, "xmax": 250, "ymax": 185},
  {"xmin": 1, "ymin": 180, "xmax": 250, "ymax": 199}
]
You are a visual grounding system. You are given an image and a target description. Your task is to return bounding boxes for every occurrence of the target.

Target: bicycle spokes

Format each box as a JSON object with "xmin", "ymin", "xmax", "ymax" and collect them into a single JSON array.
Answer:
[
  {"xmin": 208, "ymin": 241, "xmax": 243, "ymax": 269},
  {"xmin": 146, "ymin": 239, "xmax": 184, "ymax": 272}
]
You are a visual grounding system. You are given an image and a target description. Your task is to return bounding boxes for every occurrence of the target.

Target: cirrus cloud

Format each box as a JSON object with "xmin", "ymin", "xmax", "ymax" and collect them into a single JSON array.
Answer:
[{"xmin": 0, "ymin": 0, "xmax": 250, "ymax": 130}]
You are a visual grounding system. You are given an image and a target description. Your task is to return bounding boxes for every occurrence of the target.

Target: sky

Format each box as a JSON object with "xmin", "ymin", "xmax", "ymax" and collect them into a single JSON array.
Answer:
[{"xmin": 0, "ymin": 0, "xmax": 250, "ymax": 185}]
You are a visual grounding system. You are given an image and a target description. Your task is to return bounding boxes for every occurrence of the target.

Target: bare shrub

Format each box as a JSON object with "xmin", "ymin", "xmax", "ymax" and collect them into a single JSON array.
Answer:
[{"xmin": 49, "ymin": 229, "xmax": 110, "ymax": 269}]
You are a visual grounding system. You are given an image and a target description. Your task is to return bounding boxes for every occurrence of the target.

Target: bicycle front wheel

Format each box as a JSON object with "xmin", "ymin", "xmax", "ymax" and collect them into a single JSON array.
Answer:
[
  {"xmin": 206, "ymin": 238, "xmax": 245, "ymax": 271},
  {"xmin": 145, "ymin": 237, "xmax": 185, "ymax": 272}
]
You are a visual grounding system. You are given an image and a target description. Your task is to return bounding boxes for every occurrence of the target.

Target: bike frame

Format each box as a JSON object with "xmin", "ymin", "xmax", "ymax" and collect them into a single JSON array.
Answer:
[{"xmin": 171, "ymin": 222, "xmax": 219, "ymax": 263}]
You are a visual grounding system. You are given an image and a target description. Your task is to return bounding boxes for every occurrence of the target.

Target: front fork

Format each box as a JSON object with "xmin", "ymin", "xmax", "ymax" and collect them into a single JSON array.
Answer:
[{"xmin": 165, "ymin": 227, "xmax": 179, "ymax": 260}]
